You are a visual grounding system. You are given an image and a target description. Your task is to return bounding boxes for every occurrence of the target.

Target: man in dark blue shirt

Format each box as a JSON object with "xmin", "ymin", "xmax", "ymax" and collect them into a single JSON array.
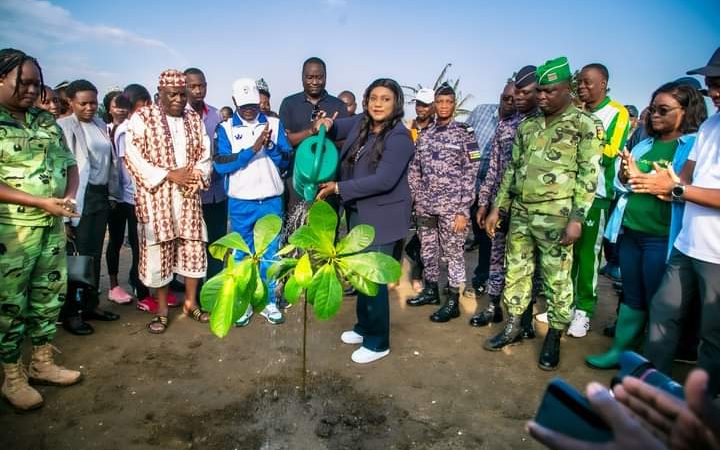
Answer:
[{"xmin": 278, "ymin": 57, "xmax": 348, "ymax": 212}]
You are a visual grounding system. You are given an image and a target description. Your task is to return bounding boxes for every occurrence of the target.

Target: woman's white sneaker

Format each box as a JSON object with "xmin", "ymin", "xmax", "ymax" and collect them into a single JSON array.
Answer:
[
  {"xmin": 351, "ymin": 347, "xmax": 389, "ymax": 364},
  {"xmin": 341, "ymin": 330, "xmax": 363, "ymax": 344}
]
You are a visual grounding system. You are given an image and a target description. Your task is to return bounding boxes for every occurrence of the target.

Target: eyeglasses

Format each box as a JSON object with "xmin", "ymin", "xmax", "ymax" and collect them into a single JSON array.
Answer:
[{"xmin": 648, "ymin": 105, "xmax": 682, "ymax": 116}]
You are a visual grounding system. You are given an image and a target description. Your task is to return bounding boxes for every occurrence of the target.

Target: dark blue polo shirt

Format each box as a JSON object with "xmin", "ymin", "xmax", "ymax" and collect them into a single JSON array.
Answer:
[{"xmin": 278, "ymin": 90, "xmax": 349, "ymax": 138}]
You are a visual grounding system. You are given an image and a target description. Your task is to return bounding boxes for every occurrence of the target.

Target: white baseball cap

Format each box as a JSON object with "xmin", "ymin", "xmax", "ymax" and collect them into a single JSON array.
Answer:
[
  {"xmin": 232, "ymin": 78, "xmax": 260, "ymax": 107},
  {"xmin": 413, "ymin": 88, "xmax": 435, "ymax": 105}
]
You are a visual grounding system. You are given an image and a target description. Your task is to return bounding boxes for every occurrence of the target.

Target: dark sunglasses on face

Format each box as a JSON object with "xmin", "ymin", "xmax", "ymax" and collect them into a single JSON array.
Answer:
[{"xmin": 648, "ymin": 105, "xmax": 682, "ymax": 116}]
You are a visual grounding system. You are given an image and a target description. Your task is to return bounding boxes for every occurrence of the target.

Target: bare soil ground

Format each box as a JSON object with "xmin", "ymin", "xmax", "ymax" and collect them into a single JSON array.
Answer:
[{"xmin": 0, "ymin": 246, "xmax": 655, "ymax": 450}]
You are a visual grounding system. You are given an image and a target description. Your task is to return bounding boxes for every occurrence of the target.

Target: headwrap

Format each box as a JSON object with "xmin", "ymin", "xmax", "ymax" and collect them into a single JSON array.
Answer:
[
  {"xmin": 537, "ymin": 57, "xmax": 571, "ymax": 85},
  {"xmin": 514, "ymin": 65, "xmax": 537, "ymax": 88},
  {"xmin": 158, "ymin": 69, "xmax": 186, "ymax": 88}
]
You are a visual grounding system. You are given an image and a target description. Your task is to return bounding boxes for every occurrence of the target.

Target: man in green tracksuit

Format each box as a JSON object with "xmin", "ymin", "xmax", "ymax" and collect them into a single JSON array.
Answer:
[
  {"xmin": 483, "ymin": 56, "xmax": 603, "ymax": 370},
  {"xmin": 0, "ymin": 48, "xmax": 83, "ymax": 411}
]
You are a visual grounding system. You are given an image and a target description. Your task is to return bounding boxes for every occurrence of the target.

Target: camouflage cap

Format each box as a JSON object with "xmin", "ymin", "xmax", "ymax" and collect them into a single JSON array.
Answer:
[{"xmin": 537, "ymin": 57, "xmax": 571, "ymax": 85}]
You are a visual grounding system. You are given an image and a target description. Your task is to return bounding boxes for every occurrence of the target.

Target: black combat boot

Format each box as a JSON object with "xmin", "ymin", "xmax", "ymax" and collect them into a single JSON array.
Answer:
[
  {"xmin": 430, "ymin": 287, "xmax": 461, "ymax": 322},
  {"xmin": 483, "ymin": 314, "xmax": 523, "ymax": 351},
  {"xmin": 520, "ymin": 304, "xmax": 536, "ymax": 339},
  {"xmin": 538, "ymin": 328, "xmax": 562, "ymax": 371},
  {"xmin": 406, "ymin": 281, "xmax": 440, "ymax": 306},
  {"xmin": 469, "ymin": 295, "xmax": 503, "ymax": 327}
]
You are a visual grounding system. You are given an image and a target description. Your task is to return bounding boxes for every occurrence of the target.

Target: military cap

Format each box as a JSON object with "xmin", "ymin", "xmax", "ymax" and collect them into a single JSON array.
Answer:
[{"xmin": 537, "ymin": 57, "xmax": 571, "ymax": 85}]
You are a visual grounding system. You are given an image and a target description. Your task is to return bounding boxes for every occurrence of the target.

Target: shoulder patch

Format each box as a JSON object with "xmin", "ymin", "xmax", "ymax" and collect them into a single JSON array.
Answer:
[
  {"xmin": 595, "ymin": 123, "xmax": 605, "ymax": 141},
  {"xmin": 465, "ymin": 141, "xmax": 481, "ymax": 160}
]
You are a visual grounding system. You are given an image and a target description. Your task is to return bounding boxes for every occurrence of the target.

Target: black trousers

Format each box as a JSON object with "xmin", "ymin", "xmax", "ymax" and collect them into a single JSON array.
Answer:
[
  {"xmin": 106, "ymin": 201, "xmax": 148, "ymax": 298},
  {"xmin": 645, "ymin": 249, "xmax": 720, "ymax": 396},
  {"xmin": 472, "ymin": 228, "xmax": 492, "ymax": 287},
  {"xmin": 202, "ymin": 200, "xmax": 228, "ymax": 280},
  {"xmin": 63, "ymin": 184, "xmax": 109, "ymax": 318}
]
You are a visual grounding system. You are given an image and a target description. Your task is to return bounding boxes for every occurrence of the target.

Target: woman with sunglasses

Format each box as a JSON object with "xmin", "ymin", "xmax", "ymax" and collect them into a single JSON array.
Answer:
[
  {"xmin": 316, "ymin": 78, "xmax": 415, "ymax": 364},
  {"xmin": 586, "ymin": 82, "xmax": 707, "ymax": 369}
]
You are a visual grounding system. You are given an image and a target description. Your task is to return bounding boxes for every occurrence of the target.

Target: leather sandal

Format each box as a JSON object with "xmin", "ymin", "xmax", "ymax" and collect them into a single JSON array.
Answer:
[
  {"xmin": 184, "ymin": 307, "xmax": 209, "ymax": 323},
  {"xmin": 147, "ymin": 315, "xmax": 168, "ymax": 334}
]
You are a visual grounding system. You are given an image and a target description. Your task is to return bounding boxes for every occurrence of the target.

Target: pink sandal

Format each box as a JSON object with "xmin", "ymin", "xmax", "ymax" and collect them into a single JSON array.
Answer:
[{"xmin": 136, "ymin": 296, "xmax": 158, "ymax": 314}]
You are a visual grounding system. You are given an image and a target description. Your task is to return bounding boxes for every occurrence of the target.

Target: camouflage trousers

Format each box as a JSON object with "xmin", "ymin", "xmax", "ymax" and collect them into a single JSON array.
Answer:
[
  {"xmin": 417, "ymin": 214, "xmax": 466, "ymax": 288},
  {"xmin": 502, "ymin": 204, "xmax": 574, "ymax": 329},
  {"xmin": 487, "ymin": 209, "xmax": 544, "ymax": 298},
  {"xmin": 0, "ymin": 221, "xmax": 66, "ymax": 363}
]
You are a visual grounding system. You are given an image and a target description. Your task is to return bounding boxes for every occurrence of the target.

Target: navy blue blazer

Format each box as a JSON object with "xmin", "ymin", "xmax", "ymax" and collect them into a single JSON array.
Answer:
[{"xmin": 332, "ymin": 116, "xmax": 415, "ymax": 245}]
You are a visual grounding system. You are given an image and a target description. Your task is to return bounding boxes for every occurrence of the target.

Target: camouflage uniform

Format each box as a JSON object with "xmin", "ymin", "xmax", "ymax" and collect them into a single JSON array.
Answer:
[
  {"xmin": 408, "ymin": 121, "xmax": 481, "ymax": 288},
  {"xmin": 0, "ymin": 107, "xmax": 75, "ymax": 363},
  {"xmin": 494, "ymin": 105, "xmax": 603, "ymax": 329}
]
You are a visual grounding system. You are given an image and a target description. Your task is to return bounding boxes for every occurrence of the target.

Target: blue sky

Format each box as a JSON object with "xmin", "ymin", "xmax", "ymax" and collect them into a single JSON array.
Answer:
[{"xmin": 1, "ymin": 0, "xmax": 718, "ymax": 115}]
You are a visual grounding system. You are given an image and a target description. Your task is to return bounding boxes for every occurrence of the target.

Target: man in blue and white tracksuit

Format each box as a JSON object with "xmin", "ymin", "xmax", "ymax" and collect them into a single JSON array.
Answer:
[{"xmin": 214, "ymin": 78, "xmax": 292, "ymax": 326}]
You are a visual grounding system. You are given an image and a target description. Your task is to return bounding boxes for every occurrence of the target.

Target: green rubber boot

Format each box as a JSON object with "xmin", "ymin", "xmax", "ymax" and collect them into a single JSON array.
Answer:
[{"xmin": 585, "ymin": 304, "xmax": 647, "ymax": 369}]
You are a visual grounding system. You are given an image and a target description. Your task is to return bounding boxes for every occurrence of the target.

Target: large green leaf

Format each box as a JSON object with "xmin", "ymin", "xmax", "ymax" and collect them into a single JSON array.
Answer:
[
  {"xmin": 200, "ymin": 271, "xmax": 228, "ymax": 311},
  {"xmin": 251, "ymin": 265, "xmax": 268, "ymax": 309},
  {"xmin": 209, "ymin": 232, "xmax": 251, "ymax": 260},
  {"xmin": 267, "ymin": 258, "xmax": 298, "ymax": 281},
  {"xmin": 295, "ymin": 253, "xmax": 313, "ymax": 288},
  {"xmin": 307, "ymin": 201, "xmax": 338, "ymax": 249},
  {"xmin": 209, "ymin": 274, "xmax": 238, "ymax": 338},
  {"xmin": 288, "ymin": 225, "xmax": 320, "ymax": 250},
  {"xmin": 232, "ymin": 283, "xmax": 251, "ymax": 323},
  {"xmin": 275, "ymin": 244, "xmax": 297, "ymax": 257},
  {"xmin": 231, "ymin": 258, "xmax": 255, "ymax": 288},
  {"xmin": 336, "ymin": 224, "xmax": 375, "ymax": 256},
  {"xmin": 253, "ymin": 214, "xmax": 282, "ymax": 257},
  {"xmin": 283, "ymin": 276, "xmax": 302, "ymax": 304},
  {"xmin": 307, "ymin": 264, "xmax": 343, "ymax": 320},
  {"xmin": 339, "ymin": 252, "xmax": 401, "ymax": 283},
  {"xmin": 338, "ymin": 265, "xmax": 378, "ymax": 297}
]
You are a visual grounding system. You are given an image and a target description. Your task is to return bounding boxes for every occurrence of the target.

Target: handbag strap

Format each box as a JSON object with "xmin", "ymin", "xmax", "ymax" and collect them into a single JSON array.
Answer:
[{"xmin": 67, "ymin": 239, "xmax": 79, "ymax": 256}]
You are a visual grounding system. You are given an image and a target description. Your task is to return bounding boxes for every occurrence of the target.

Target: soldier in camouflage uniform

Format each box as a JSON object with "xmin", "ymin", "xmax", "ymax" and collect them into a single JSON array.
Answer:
[
  {"xmin": 483, "ymin": 57, "xmax": 603, "ymax": 370},
  {"xmin": 407, "ymin": 83, "xmax": 482, "ymax": 323},
  {"xmin": 0, "ymin": 49, "xmax": 83, "ymax": 411}
]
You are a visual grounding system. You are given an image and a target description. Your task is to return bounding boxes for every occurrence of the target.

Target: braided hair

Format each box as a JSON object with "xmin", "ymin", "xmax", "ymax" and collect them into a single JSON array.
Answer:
[
  {"xmin": 0, "ymin": 48, "xmax": 45, "ymax": 102},
  {"xmin": 342, "ymin": 78, "xmax": 404, "ymax": 170}
]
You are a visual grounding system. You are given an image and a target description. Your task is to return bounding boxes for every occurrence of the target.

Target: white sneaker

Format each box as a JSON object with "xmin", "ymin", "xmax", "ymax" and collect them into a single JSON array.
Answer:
[
  {"xmin": 341, "ymin": 330, "xmax": 363, "ymax": 344},
  {"xmin": 260, "ymin": 303, "xmax": 285, "ymax": 325},
  {"xmin": 535, "ymin": 312, "xmax": 548, "ymax": 324},
  {"xmin": 567, "ymin": 310, "xmax": 590, "ymax": 338},
  {"xmin": 234, "ymin": 306, "xmax": 253, "ymax": 327},
  {"xmin": 351, "ymin": 347, "xmax": 389, "ymax": 364}
]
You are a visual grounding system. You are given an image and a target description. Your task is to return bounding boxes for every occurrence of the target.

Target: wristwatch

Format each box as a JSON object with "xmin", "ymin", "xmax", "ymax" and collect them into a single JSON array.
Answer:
[{"xmin": 671, "ymin": 183, "xmax": 686, "ymax": 202}]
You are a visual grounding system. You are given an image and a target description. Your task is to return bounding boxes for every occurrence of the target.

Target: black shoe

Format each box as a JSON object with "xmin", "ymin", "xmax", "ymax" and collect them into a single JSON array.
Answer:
[
  {"xmin": 63, "ymin": 315, "xmax": 94, "ymax": 336},
  {"xmin": 538, "ymin": 328, "xmax": 562, "ymax": 371},
  {"xmin": 407, "ymin": 282, "xmax": 440, "ymax": 306},
  {"xmin": 82, "ymin": 308, "xmax": 120, "ymax": 322},
  {"xmin": 430, "ymin": 288, "xmax": 461, "ymax": 323},
  {"xmin": 483, "ymin": 315, "xmax": 522, "ymax": 351},
  {"xmin": 520, "ymin": 304, "xmax": 536, "ymax": 339},
  {"xmin": 469, "ymin": 295, "xmax": 503, "ymax": 327}
]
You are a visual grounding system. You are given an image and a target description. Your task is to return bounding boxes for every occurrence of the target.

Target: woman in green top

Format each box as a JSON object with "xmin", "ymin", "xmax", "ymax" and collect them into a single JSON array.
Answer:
[{"xmin": 587, "ymin": 82, "xmax": 707, "ymax": 369}]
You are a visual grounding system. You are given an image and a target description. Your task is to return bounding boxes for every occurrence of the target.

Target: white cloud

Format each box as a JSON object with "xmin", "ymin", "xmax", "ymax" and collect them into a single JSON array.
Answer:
[{"xmin": 0, "ymin": 0, "xmax": 182, "ymax": 58}]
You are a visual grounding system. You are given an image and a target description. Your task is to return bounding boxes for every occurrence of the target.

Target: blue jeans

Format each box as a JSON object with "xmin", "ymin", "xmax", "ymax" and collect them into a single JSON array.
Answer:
[
  {"xmin": 229, "ymin": 196, "xmax": 283, "ymax": 305},
  {"xmin": 618, "ymin": 228, "xmax": 668, "ymax": 310}
]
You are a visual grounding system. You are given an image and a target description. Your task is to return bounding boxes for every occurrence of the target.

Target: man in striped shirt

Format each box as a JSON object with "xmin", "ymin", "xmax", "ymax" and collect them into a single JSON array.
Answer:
[{"xmin": 569, "ymin": 63, "xmax": 630, "ymax": 338}]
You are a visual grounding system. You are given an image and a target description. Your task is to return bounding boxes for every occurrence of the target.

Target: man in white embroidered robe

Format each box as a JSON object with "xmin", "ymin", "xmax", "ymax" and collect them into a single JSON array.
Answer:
[{"xmin": 124, "ymin": 69, "xmax": 212, "ymax": 333}]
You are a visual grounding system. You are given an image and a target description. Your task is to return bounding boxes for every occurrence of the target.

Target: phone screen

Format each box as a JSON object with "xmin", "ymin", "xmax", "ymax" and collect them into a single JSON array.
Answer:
[{"xmin": 535, "ymin": 378, "xmax": 613, "ymax": 443}]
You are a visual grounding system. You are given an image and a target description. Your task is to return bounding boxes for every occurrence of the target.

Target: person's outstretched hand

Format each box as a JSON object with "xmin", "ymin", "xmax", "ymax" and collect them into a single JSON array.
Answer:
[{"xmin": 527, "ymin": 382, "xmax": 667, "ymax": 450}]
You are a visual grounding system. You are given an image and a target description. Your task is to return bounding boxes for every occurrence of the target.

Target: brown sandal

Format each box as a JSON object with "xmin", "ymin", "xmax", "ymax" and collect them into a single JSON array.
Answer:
[
  {"xmin": 184, "ymin": 307, "xmax": 209, "ymax": 323},
  {"xmin": 148, "ymin": 315, "xmax": 168, "ymax": 334}
]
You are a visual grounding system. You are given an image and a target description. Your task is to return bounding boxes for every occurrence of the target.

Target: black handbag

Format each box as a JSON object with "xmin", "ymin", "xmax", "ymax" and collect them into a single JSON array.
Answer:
[{"xmin": 66, "ymin": 240, "xmax": 96, "ymax": 288}]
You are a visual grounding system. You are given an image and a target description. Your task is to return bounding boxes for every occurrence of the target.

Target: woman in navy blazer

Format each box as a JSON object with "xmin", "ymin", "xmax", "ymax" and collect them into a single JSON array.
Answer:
[{"xmin": 317, "ymin": 78, "xmax": 415, "ymax": 364}]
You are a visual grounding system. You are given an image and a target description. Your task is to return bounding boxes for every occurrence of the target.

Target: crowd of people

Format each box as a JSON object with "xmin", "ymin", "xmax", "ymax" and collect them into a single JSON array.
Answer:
[{"xmin": 1, "ymin": 45, "xmax": 719, "ymax": 448}]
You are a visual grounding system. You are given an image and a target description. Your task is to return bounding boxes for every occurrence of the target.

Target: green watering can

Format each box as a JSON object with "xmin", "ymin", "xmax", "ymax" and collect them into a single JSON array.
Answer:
[{"xmin": 292, "ymin": 125, "xmax": 338, "ymax": 201}]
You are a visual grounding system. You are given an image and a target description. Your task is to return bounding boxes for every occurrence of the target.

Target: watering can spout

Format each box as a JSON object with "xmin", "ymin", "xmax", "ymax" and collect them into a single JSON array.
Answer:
[{"xmin": 292, "ymin": 124, "xmax": 338, "ymax": 202}]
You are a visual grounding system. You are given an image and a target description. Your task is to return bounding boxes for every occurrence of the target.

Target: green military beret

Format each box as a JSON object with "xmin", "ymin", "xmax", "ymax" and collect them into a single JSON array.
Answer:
[{"xmin": 537, "ymin": 57, "xmax": 571, "ymax": 85}]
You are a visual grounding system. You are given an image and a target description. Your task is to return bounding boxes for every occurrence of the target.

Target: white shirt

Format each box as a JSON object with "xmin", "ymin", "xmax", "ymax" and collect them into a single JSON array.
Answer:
[{"xmin": 674, "ymin": 112, "xmax": 720, "ymax": 264}]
